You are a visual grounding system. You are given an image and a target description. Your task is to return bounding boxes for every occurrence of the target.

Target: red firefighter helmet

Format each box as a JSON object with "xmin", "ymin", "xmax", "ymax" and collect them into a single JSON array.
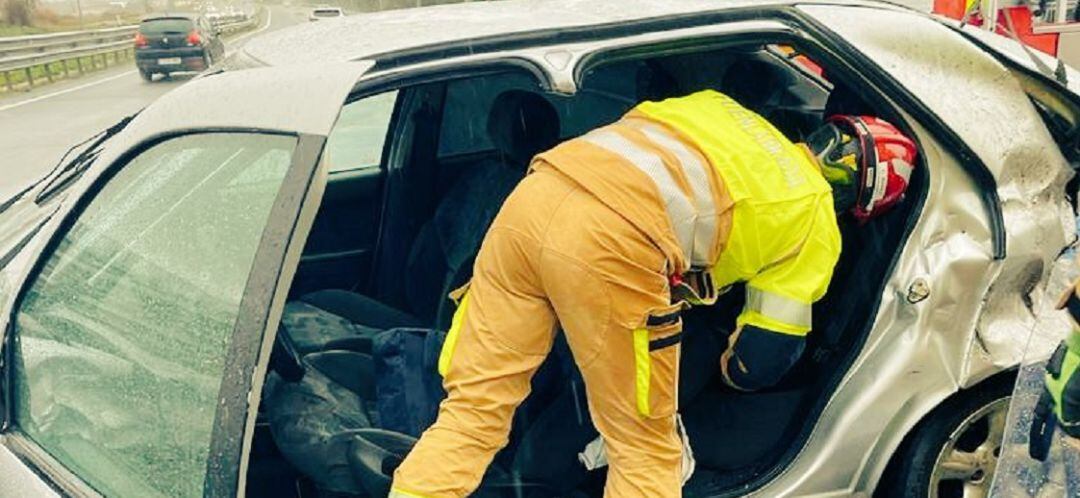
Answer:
[{"xmin": 819, "ymin": 115, "xmax": 917, "ymax": 223}]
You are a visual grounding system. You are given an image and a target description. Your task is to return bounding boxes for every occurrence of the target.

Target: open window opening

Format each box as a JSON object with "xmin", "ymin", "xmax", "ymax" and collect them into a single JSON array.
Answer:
[{"xmin": 246, "ymin": 38, "xmax": 927, "ymax": 498}]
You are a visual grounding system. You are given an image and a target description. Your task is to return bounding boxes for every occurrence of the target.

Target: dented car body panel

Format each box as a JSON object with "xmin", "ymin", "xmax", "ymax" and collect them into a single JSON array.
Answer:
[
  {"xmin": 0, "ymin": 1, "xmax": 1077, "ymax": 496},
  {"xmin": 765, "ymin": 5, "xmax": 1077, "ymax": 494}
]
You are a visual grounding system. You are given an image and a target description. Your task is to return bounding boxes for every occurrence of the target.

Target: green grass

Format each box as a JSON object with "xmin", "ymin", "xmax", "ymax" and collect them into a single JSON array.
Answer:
[
  {"xmin": 0, "ymin": 49, "xmax": 133, "ymax": 92},
  {"xmin": 0, "ymin": 12, "xmax": 145, "ymax": 38},
  {"xmin": 0, "ymin": 23, "xmax": 48, "ymax": 37}
]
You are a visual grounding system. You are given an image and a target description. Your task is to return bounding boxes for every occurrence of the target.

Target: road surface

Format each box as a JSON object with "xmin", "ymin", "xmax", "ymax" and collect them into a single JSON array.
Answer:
[{"xmin": 0, "ymin": 5, "xmax": 307, "ymax": 200}]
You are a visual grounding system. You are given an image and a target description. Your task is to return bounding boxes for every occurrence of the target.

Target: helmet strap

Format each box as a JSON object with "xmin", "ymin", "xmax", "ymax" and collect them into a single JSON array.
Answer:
[{"xmin": 849, "ymin": 117, "xmax": 879, "ymax": 215}]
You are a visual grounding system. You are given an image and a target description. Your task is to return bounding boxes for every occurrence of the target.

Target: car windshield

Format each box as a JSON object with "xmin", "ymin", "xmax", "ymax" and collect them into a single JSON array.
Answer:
[
  {"xmin": 140, "ymin": 18, "xmax": 194, "ymax": 34},
  {"xmin": 313, "ymin": 9, "xmax": 340, "ymax": 17}
]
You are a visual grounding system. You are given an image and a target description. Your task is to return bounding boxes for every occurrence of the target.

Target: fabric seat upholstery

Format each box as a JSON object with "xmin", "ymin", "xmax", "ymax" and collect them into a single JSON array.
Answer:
[
  {"xmin": 270, "ymin": 90, "xmax": 562, "ymax": 494},
  {"xmin": 287, "ymin": 90, "xmax": 561, "ymax": 352}
]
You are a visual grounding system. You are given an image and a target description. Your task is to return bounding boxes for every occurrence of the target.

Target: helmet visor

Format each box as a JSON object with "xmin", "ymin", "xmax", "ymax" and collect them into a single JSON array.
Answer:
[{"xmin": 807, "ymin": 123, "xmax": 859, "ymax": 187}]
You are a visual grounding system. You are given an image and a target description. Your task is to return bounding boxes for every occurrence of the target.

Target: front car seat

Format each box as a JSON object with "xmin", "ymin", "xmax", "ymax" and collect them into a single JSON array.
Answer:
[
  {"xmin": 282, "ymin": 90, "xmax": 562, "ymax": 353},
  {"xmin": 268, "ymin": 91, "xmax": 561, "ymax": 495}
]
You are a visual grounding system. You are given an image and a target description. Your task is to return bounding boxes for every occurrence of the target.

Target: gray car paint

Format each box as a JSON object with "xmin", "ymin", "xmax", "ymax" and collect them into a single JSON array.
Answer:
[
  {"xmin": 0, "ymin": 443, "xmax": 58, "ymax": 497},
  {"xmin": 757, "ymin": 5, "xmax": 1074, "ymax": 495},
  {"xmin": 234, "ymin": 0, "xmax": 920, "ymax": 68},
  {"xmin": 0, "ymin": 0, "xmax": 1077, "ymax": 496},
  {"xmin": 0, "ymin": 61, "xmax": 369, "ymax": 497},
  {"xmin": 0, "ymin": 61, "xmax": 371, "ymax": 313}
]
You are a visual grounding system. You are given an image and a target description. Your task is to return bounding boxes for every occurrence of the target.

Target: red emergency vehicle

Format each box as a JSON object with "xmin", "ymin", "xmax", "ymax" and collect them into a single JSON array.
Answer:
[{"xmin": 933, "ymin": 1, "xmax": 1080, "ymax": 68}]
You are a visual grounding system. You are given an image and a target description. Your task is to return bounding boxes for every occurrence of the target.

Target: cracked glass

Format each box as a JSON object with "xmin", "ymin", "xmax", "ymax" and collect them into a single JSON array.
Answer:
[{"xmin": 10, "ymin": 132, "xmax": 296, "ymax": 497}]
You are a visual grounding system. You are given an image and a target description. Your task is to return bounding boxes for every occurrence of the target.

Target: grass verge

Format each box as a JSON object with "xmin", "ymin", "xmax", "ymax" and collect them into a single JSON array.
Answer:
[{"xmin": 0, "ymin": 49, "xmax": 133, "ymax": 93}]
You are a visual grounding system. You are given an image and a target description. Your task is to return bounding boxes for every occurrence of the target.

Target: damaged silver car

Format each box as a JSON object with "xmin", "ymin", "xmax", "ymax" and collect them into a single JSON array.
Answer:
[{"xmin": 2, "ymin": 1, "xmax": 1079, "ymax": 497}]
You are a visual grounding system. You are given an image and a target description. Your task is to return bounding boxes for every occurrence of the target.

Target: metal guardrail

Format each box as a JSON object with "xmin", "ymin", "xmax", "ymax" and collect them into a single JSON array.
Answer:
[{"xmin": 0, "ymin": 12, "xmax": 257, "ymax": 91}]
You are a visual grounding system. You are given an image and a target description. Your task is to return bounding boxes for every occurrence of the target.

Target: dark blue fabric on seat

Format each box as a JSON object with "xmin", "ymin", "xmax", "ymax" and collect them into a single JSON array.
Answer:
[
  {"xmin": 372, "ymin": 328, "xmax": 448, "ymax": 437},
  {"xmin": 302, "ymin": 289, "xmax": 424, "ymax": 330},
  {"xmin": 280, "ymin": 300, "xmax": 383, "ymax": 354}
]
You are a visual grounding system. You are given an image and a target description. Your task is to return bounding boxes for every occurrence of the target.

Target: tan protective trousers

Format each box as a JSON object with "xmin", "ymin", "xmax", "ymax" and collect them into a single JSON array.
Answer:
[{"xmin": 391, "ymin": 164, "xmax": 685, "ymax": 497}]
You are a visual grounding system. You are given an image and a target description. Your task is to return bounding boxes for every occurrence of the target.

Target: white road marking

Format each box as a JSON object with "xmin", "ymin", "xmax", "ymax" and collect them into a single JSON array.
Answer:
[
  {"xmin": 0, "ymin": 70, "xmax": 137, "ymax": 113},
  {"xmin": 0, "ymin": 7, "xmax": 277, "ymax": 114}
]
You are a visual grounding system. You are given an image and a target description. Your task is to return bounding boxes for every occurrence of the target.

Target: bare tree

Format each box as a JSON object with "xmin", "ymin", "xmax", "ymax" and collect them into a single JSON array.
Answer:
[{"xmin": 2, "ymin": 0, "xmax": 37, "ymax": 26}]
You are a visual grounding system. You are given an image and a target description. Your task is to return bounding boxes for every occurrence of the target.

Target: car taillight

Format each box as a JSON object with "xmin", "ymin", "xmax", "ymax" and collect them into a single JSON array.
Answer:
[
  {"xmin": 134, "ymin": 32, "xmax": 148, "ymax": 48},
  {"xmin": 186, "ymin": 30, "xmax": 201, "ymax": 46}
]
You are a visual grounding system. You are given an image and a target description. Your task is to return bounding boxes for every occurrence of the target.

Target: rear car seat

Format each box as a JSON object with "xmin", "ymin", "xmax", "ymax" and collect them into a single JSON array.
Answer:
[
  {"xmin": 721, "ymin": 59, "xmax": 809, "ymax": 139},
  {"xmin": 283, "ymin": 90, "xmax": 561, "ymax": 353}
]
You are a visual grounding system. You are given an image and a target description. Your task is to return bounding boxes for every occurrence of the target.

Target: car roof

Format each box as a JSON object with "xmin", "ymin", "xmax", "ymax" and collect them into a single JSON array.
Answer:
[
  {"xmin": 239, "ymin": 0, "xmax": 907, "ymax": 68},
  {"xmin": 141, "ymin": 13, "xmax": 199, "ymax": 21}
]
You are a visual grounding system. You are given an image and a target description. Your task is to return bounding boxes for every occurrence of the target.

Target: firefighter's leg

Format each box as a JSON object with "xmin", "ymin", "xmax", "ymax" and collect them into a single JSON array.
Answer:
[
  {"xmin": 539, "ymin": 184, "xmax": 684, "ymax": 498},
  {"xmin": 390, "ymin": 172, "xmax": 570, "ymax": 498}
]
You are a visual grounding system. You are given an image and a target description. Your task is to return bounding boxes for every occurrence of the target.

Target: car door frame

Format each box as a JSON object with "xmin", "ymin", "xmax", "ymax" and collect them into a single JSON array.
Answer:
[
  {"xmin": 0, "ymin": 62, "xmax": 369, "ymax": 497},
  {"xmin": 205, "ymin": 131, "xmax": 328, "ymax": 498},
  {"xmin": 0, "ymin": 129, "xmax": 327, "ymax": 498}
]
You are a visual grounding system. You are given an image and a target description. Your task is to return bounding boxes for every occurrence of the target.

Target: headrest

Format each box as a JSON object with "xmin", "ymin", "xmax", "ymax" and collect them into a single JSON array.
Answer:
[
  {"xmin": 721, "ymin": 59, "xmax": 794, "ymax": 114},
  {"xmin": 636, "ymin": 62, "xmax": 680, "ymax": 102},
  {"xmin": 486, "ymin": 90, "xmax": 560, "ymax": 167},
  {"xmin": 825, "ymin": 82, "xmax": 876, "ymax": 118}
]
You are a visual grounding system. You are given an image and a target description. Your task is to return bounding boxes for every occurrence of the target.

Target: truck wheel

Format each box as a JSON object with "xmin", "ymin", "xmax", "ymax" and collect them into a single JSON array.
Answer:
[{"xmin": 876, "ymin": 374, "xmax": 1014, "ymax": 498}]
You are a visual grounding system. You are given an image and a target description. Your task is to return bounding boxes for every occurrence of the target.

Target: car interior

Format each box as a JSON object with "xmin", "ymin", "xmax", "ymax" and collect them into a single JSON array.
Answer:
[{"xmin": 244, "ymin": 41, "xmax": 926, "ymax": 498}]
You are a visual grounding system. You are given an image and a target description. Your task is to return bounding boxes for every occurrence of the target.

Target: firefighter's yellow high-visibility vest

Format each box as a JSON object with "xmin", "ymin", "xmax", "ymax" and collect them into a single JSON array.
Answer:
[{"xmin": 632, "ymin": 90, "xmax": 841, "ymax": 336}]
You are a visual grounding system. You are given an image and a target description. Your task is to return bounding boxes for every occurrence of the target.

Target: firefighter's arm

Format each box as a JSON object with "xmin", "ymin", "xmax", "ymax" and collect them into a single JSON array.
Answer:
[
  {"xmin": 720, "ymin": 205, "xmax": 841, "ymax": 391},
  {"xmin": 1049, "ymin": 285, "xmax": 1080, "ymax": 438}
]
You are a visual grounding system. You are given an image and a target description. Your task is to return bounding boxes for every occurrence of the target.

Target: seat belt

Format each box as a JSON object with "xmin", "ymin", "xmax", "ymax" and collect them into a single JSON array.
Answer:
[{"xmin": 670, "ymin": 269, "xmax": 722, "ymax": 306}]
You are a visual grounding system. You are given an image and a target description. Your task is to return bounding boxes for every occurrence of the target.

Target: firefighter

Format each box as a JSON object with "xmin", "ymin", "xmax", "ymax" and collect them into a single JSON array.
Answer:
[
  {"xmin": 1047, "ymin": 334, "xmax": 1080, "ymax": 440},
  {"xmin": 1030, "ymin": 279, "xmax": 1080, "ymax": 457},
  {"xmin": 390, "ymin": 89, "xmax": 918, "ymax": 498}
]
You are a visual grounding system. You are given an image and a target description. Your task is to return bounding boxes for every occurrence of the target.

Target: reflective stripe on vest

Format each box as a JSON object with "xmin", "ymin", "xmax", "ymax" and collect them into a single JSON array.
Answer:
[
  {"xmin": 582, "ymin": 124, "xmax": 718, "ymax": 268},
  {"xmin": 634, "ymin": 90, "xmax": 834, "ymax": 292},
  {"xmin": 637, "ymin": 122, "xmax": 718, "ymax": 268},
  {"xmin": 746, "ymin": 286, "xmax": 812, "ymax": 330}
]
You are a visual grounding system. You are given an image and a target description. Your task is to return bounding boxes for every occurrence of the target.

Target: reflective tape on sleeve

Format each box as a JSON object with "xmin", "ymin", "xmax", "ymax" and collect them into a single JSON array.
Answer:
[
  {"xmin": 583, "ymin": 130, "xmax": 697, "ymax": 264},
  {"xmin": 746, "ymin": 287, "xmax": 812, "ymax": 329},
  {"xmin": 638, "ymin": 123, "xmax": 718, "ymax": 267}
]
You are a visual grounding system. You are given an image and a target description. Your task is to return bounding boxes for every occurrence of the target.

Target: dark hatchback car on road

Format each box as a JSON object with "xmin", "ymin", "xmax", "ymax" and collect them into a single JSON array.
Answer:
[{"xmin": 134, "ymin": 14, "xmax": 224, "ymax": 81}]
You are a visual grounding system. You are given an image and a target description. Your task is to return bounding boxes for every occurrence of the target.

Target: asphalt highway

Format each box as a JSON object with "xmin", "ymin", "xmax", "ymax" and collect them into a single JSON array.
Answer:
[{"xmin": 0, "ymin": 5, "xmax": 307, "ymax": 200}]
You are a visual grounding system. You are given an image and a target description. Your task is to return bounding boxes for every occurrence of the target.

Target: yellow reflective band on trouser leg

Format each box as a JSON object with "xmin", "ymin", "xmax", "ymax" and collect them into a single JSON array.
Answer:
[
  {"xmin": 633, "ymin": 327, "xmax": 651, "ymax": 417},
  {"xmin": 389, "ymin": 487, "xmax": 434, "ymax": 498},
  {"xmin": 437, "ymin": 292, "xmax": 470, "ymax": 377}
]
